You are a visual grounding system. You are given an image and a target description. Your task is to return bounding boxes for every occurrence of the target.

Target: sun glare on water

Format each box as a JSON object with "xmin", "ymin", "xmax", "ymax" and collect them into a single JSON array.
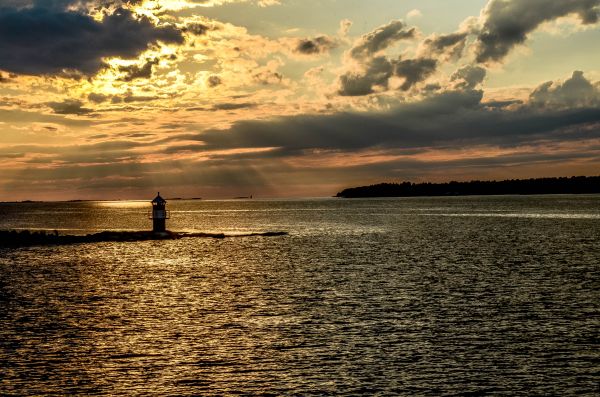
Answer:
[{"xmin": 95, "ymin": 200, "xmax": 150, "ymax": 209}]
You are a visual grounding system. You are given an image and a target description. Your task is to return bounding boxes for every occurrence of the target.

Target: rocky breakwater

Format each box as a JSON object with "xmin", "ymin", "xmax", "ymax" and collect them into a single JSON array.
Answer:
[{"xmin": 0, "ymin": 230, "xmax": 288, "ymax": 248}]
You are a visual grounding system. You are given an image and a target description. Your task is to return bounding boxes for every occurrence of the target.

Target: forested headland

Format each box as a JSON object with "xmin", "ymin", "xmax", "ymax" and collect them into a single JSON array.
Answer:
[{"xmin": 336, "ymin": 176, "xmax": 600, "ymax": 198}]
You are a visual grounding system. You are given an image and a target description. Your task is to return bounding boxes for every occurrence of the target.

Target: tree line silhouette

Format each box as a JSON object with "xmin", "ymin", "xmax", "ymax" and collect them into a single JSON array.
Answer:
[{"xmin": 336, "ymin": 176, "xmax": 600, "ymax": 198}]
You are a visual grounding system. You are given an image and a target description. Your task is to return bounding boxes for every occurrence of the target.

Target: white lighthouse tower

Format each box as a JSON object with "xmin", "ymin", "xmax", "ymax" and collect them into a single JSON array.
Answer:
[{"xmin": 150, "ymin": 192, "xmax": 169, "ymax": 233}]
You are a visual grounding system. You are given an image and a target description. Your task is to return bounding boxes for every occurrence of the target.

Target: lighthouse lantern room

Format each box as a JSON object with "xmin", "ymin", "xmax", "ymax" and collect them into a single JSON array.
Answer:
[{"xmin": 150, "ymin": 192, "xmax": 169, "ymax": 233}]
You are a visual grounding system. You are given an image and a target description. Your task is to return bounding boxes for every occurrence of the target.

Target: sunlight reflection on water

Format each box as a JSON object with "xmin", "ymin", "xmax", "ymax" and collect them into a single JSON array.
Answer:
[
  {"xmin": 0, "ymin": 195, "xmax": 599, "ymax": 395},
  {"xmin": 94, "ymin": 200, "xmax": 149, "ymax": 209}
]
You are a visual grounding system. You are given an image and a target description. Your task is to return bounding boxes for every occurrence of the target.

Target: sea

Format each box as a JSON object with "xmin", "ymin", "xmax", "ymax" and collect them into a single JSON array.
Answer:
[{"xmin": 1, "ymin": 195, "xmax": 598, "ymax": 396}]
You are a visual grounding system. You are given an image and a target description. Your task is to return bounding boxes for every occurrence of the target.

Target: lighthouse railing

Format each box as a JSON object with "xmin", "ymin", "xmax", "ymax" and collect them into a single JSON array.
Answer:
[{"xmin": 147, "ymin": 210, "xmax": 171, "ymax": 220}]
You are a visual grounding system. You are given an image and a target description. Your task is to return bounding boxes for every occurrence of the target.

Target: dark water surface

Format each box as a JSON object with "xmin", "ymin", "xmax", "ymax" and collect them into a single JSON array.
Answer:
[{"xmin": 1, "ymin": 196, "xmax": 599, "ymax": 395}]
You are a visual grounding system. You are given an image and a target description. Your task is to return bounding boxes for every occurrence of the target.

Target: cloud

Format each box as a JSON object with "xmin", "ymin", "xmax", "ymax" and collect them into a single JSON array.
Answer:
[
  {"xmin": 98, "ymin": 91, "xmax": 159, "ymax": 104},
  {"xmin": 338, "ymin": 20, "xmax": 433, "ymax": 96},
  {"xmin": 143, "ymin": 77, "xmax": 600, "ymax": 172},
  {"xmin": 394, "ymin": 58, "xmax": 437, "ymax": 91},
  {"xmin": 88, "ymin": 92, "xmax": 109, "ymax": 103},
  {"xmin": 483, "ymin": 99, "xmax": 524, "ymax": 109},
  {"xmin": 293, "ymin": 36, "xmax": 337, "ymax": 55},
  {"xmin": 167, "ymin": 88, "xmax": 600, "ymax": 157},
  {"xmin": 0, "ymin": 108, "xmax": 93, "ymax": 127},
  {"xmin": 212, "ymin": 102, "xmax": 255, "ymax": 111},
  {"xmin": 118, "ymin": 58, "xmax": 159, "ymax": 81},
  {"xmin": 530, "ymin": 70, "xmax": 599, "ymax": 108},
  {"xmin": 251, "ymin": 60, "xmax": 286, "ymax": 85},
  {"xmin": 338, "ymin": 56, "xmax": 437, "ymax": 96},
  {"xmin": 182, "ymin": 18, "xmax": 224, "ymax": 36},
  {"xmin": 160, "ymin": 0, "xmax": 282, "ymax": 8},
  {"xmin": 187, "ymin": 90, "xmax": 486, "ymax": 152},
  {"xmin": 183, "ymin": 22, "xmax": 210, "ymax": 36},
  {"xmin": 406, "ymin": 9, "xmax": 422, "ymax": 20},
  {"xmin": 0, "ymin": 0, "xmax": 139, "ymax": 11},
  {"xmin": 338, "ymin": 56, "xmax": 394, "ymax": 96},
  {"xmin": 451, "ymin": 65, "xmax": 487, "ymax": 89},
  {"xmin": 349, "ymin": 20, "xmax": 417, "ymax": 60},
  {"xmin": 339, "ymin": 19, "xmax": 353, "ymax": 36},
  {"xmin": 207, "ymin": 75, "xmax": 222, "ymax": 87},
  {"xmin": 47, "ymin": 99, "xmax": 93, "ymax": 115},
  {"xmin": 475, "ymin": 0, "xmax": 600, "ymax": 63},
  {"xmin": 253, "ymin": 71, "xmax": 283, "ymax": 85},
  {"xmin": 0, "ymin": 7, "xmax": 183, "ymax": 76},
  {"xmin": 257, "ymin": 0, "xmax": 280, "ymax": 6},
  {"xmin": 120, "ymin": 92, "xmax": 159, "ymax": 103},
  {"xmin": 420, "ymin": 32, "xmax": 469, "ymax": 60},
  {"xmin": 0, "ymin": 0, "xmax": 281, "ymax": 11}
]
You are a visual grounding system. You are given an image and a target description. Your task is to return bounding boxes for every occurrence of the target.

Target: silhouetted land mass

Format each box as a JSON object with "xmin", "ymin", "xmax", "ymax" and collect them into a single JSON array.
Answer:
[
  {"xmin": 336, "ymin": 176, "xmax": 600, "ymax": 198},
  {"xmin": 0, "ymin": 230, "xmax": 287, "ymax": 248}
]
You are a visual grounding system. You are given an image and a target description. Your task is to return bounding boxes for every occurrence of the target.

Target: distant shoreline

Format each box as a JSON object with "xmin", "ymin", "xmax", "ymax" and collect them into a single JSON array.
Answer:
[{"xmin": 336, "ymin": 176, "xmax": 600, "ymax": 198}]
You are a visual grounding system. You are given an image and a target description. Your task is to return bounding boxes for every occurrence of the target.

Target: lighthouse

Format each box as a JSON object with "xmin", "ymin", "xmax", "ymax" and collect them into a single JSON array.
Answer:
[{"xmin": 150, "ymin": 192, "xmax": 169, "ymax": 233}]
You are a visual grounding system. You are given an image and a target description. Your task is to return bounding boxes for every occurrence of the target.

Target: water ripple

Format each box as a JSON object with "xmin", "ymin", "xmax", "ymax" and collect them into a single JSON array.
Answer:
[{"xmin": 1, "ymin": 196, "xmax": 599, "ymax": 395}]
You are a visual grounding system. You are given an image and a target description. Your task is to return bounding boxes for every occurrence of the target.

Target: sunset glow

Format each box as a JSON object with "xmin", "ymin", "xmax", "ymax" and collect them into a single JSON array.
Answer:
[{"xmin": 1, "ymin": 0, "xmax": 599, "ymax": 200}]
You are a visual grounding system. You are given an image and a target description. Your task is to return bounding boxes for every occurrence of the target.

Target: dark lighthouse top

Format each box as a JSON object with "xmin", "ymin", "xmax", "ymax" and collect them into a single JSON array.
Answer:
[{"xmin": 152, "ymin": 193, "xmax": 166, "ymax": 206}]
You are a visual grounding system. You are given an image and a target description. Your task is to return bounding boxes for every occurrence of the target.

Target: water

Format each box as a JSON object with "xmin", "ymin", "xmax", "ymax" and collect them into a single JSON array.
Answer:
[{"xmin": 1, "ymin": 196, "xmax": 599, "ymax": 395}]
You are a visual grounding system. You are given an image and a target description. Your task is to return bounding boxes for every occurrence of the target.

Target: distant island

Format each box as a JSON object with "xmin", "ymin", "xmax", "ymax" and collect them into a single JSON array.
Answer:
[{"xmin": 336, "ymin": 176, "xmax": 600, "ymax": 198}]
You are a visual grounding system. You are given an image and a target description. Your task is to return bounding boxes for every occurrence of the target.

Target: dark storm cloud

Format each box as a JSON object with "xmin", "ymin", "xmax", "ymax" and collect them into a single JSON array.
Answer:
[
  {"xmin": 165, "ymin": 88, "xmax": 600, "ymax": 155},
  {"xmin": 0, "ymin": 0, "xmax": 69, "ymax": 9},
  {"xmin": 350, "ymin": 20, "xmax": 416, "ymax": 59},
  {"xmin": 0, "ymin": 0, "xmax": 144, "ymax": 11},
  {"xmin": 294, "ymin": 36, "xmax": 337, "ymax": 55},
  {"xmin": 475, "ymin": 0, "xmax": 600, "ymax": 63},
  {"xmin": 0, "ymin": 6, "xmax": 183, "ymax": 76}
]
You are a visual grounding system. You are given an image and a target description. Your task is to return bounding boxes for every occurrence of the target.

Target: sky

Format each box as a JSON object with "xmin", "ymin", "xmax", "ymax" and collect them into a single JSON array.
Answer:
[{"xmin": 0, "ymin": 0, "xmax": 599, "ymax": 200}]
